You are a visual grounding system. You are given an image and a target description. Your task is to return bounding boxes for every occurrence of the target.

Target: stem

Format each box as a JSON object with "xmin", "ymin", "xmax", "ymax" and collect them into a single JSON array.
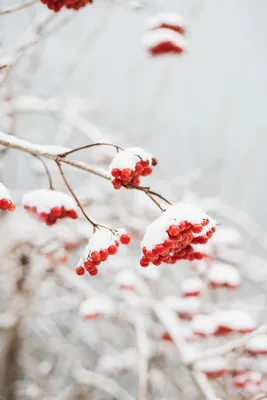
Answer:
[
  {"xmin": 0, "ymin": 0, "xmax": 37, "ymax": 15},
  {"xmin": 56, "ymin": 160, "xmax": 98, "ymax": 231},
  {"xmin": 33, "ymin": 155, "xmax": 54, "ymax": 190},
  {"xmin": 145, "ymin": 191, "xmax": 165, "ymax": 212},
  {"xmin": 58, "ymin": 143, "xmax": 123, "ymax": 158}
]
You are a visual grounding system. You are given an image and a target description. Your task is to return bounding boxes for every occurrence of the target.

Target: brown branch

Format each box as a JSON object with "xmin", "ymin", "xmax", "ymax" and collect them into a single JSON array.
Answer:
[
  {"xmin": 56, "ymin": 160, "xmax": 98, "ymax": 231},
  {"xmin": 33, "ymin": 154, "xmax": 54, "ymax": 190},
  {"xmin": 58, "ymin": 142, "xmax": 123, "ymax": 158}
]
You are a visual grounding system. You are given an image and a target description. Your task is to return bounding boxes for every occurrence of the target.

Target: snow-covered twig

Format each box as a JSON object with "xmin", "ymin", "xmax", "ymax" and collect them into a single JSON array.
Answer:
[
  {"xmin": 73, "ymin": 366, "xmax": 136, "ymax": 400},
  {"xmin": 191, "ymin": 324, "xmax": 267, "ymax": 364},
  {"xmin": 135, "ymin": 315, "xmax": 149, "ymax": 400},
  {"xmin": 0, "ymin": 0, "xmax": 37, "ymax": 15}
]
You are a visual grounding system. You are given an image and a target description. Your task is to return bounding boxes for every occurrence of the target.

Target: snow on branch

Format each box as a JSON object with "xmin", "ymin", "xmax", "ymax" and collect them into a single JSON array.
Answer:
[{"xmin": 0, "ymin": 130, "xmax": 110, "ymax": 179}]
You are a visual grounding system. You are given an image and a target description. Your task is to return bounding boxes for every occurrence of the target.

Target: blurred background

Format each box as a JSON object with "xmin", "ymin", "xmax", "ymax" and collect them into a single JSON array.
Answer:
[{"xmin": 1, "ymin": 0, "xmax": 267, "ymax": 399}]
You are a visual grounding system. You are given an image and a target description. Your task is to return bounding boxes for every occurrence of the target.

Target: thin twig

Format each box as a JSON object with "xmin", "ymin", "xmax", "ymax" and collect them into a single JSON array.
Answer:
[
  {"xmin": 58, "ymin": 142, "xmax": 123, "ymax": 158},
  {"xmin": 55, "ymin": 160, "xmax": 98, "ymax": 231},
  {"xmin": 0, "ymin": 0, "xmax": 37, "ymax": 15},
  {"xmin": 32, "ymin": 155, "xmax": 54, "ymax": 190}
]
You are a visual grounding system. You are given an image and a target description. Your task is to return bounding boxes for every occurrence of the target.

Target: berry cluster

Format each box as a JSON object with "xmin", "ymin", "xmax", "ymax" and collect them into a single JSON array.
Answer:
[
  {"xmin": 140, "ymin": 204, "xmax": 216, "ymax": 268},
  {"xmin": 0, "ymin": 182, "xmax": 16, "ymax": 212},
  {"xmin": 207, "ymin": 262, "xmax": 241, "ymax": 290},
  {"xmin": 40, "ymin": 0, "xmax": 92, "ymax": 12},
  {"xmin": 195, "ymin": 358, "xmax": 228, "ymax": 380},
  {"xmin": 109, "ymin": 147, "xmax": 157, "ymax": 189},
  {"xmin": 76, "ymin": 230, "xmax": 131, "ymax": 276},
  {"xmin": 232, "ymin": 371, "xmax": 262, "ymax": 391},
  {"xmin": 143, "ymin": 12, "xmax": 187, "ymax": 56},
  {"xmin": 181, "ymin": 278, "xmax": 203, "ymax": 297},
  {"xmin": 22, "ymin": 189, "xmax": 78, "ymax": 226}
]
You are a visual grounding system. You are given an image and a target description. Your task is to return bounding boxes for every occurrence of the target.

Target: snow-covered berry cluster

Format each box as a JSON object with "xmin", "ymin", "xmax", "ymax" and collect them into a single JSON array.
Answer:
[
  {"xmin": 79, "ymin": 296, "xmax": 116, "ymax": 320},
  {"xmin": 143, "ymin": 12, "xmax": 187, "ymax": 56},
  {"xmin": 181, "ymin": 277, "xmax": 203, "ymax": 297},
  {"xmin": 22, "ymin": 189, "xmax": 78, "ymax": 226},
  {"xmin": 192, "ymin": 310, "xmax": 256, "ymax": 338},
  {"xmin": 195, "ymin": 357, "xmax": 228, "ymax": 379},
  {"xmin": 40, "ymin": 0, "xmax": 92, "ymax": 12},
  {"xmin": 232, "ymin": 371, "xmax": 262, "ymax": 393},
  {"xmin": 0, "ymin": 182, "xmax": 16, "ymax": 211},
  {"xmin": 76, "ymin": 228, "xmax": 131, "ymax": 276},
  {"xmin": 207, "ymin": 262, "xmax": 241, "ymax": 289},
  {"xmin": 109, "ymin": 147, "xmax": 157, "ymax": 189},
  {"xmin": 140, "ymin": 203, "xmax": 216, "ymax": 268}
]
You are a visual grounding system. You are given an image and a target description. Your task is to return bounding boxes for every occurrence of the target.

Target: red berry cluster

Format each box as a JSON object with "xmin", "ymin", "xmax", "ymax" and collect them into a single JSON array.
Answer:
[
  {"xmin": 40, "ymin": 0, "xmax": 92, "ymax": 12},
  {"xmin": 140, "ymin": 219, "xmax": 215, "ymax": 267},
  {"xmin": 76, "ymin": 233, "xmax": 131, "ymax": 276},
  {"xmin": 111, "ymin": 158, "xmax": 157, "ymax": 190},
  {"xmin": 24, "ymin": 205, "xmax": 78, "ymax": 226},
  {"xmin": 0, "ymin": 198, "xmax": 16, "ymax": 212}
]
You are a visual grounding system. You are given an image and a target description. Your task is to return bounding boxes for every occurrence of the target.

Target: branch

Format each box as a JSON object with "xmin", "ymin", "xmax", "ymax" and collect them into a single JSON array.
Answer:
[
  {"xmin": 73, "ymin": 366, "xmax": 136, "ymax": 400},
  {"xmin": 154, "ymin": 303, "xmax": 221, "ymax": 400},
  {"xmin": 0, "ymin": 0, "xmax": 37, "ymax": 15},
  {"xmin": 190, "ymin": 324, "xmax": 267, "ymax": 364},
  {"xmin": 0, "ymin": 130, "xmax": 110, "ymax": 180}
]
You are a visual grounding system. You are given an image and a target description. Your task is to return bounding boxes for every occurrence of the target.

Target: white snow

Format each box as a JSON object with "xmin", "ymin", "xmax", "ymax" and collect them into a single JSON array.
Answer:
[
  {"xmin": 195, "ymin": 357, "xmax": 227, "ymax": 373},
  {"xmin": 143, "ymin": 29, "xmax": 187, "ymax": 50},
  {"xmin": 214, "ymin": 310, "xmax": 256, "ymax": 332},
  {"xmin": 207, "ymin": 262, "xmax": 241, "ymax": 287},
  {"xmin": 83, "ymin": 228, "xmax": 121, "ymax": 257},
  {"xmin": 163, "ymin": 296, "xmax": 200, "ymax": 314},
  {"xmin": 181, "ymin": 278, "xmax": 203, "ymax": 294},
  {"xmin": 141, "ymin": 203, "xmax": 215, "ymax": 251},
  {"xmin": 147, "ymin": 12, "xmax": 186, "ymax": 31},
  {"xmin": 109, "ymin": 147, "xmax": 152, "ymax": 172},
  {"xmin": 0, "ymin": 182, "xmax": 12, "ymax": 201},
  {"xmin": 79, "ymin": 296, "xmax": 116, "ymax": 318},
  {"xmin": 211, "ymin": 226, "xmax": 241, "ymax": 247},
  {"xmin": 191, "ymin": 314, "xmax": 217, "ymax": 336},
  {"xmin": 22, "ymin": 189, "xmax": 78, "ymax": 213},
  {"xmin": 115, "ymin": 270, "xmax": 138, "ymax": 287},
  {"xmin": 246, "ymin": 334, "xmax": 267, "ymax": 354}
]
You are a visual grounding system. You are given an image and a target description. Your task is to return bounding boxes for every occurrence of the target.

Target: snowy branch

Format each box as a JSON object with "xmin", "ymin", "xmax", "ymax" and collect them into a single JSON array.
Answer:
[{"xmin": 0, "ymin": 0, "xmax": 37, "ymax": 15}]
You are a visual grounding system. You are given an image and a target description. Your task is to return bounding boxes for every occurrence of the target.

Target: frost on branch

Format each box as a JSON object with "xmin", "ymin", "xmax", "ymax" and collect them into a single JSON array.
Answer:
[
  {"xmin": 195, "ymin": 357, "xmax": 228, "ymax": 379},
  {"xmin": 207, "ymin": 262, "xmax": 241, "ymax": 289},
  {"xmin": 0, "ymin": 182, "xmax": 16, "ymax": 211},
  {"xmin": 147, "ymin": 12, "xmax": 186, "ymax": 34},
  {"xmin": 140, "ymin": 203, "xmax": 216, "ymax": 267},
  {"xmin": 76, "ymin": 228, "xmax": 131, "ymax": 276},
  {"xmin": 22, "ymin": 189, "xmax": 78, "ymax": 226},
  {"xmin": 109, "ymin": 147, "xmax": 157, "ymax": 189},
  {"xmin": 246, "ymin": 334, "xmax": 267, "ymax": 356},
  {"xmin": 79, "ymin": 296, "xmax": 116, "ymax": 320}
]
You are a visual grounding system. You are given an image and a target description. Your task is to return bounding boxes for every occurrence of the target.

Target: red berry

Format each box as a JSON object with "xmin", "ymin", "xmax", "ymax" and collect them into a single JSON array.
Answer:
[
  {"xmin": 145, "ymin": 250, "xmax": 156, "ymax": 260},
  {"xmin": 120, "ymin": 234, "xmax": 131, "ymax": 245},
  {"xmin": 76, "ymin": 266, "xmax": 85, "ymax": 275},
  {"xmin": 112, "ymin": 179, "xmax": 122, "ymax": 190},
  {"xmin": 115, "ymin": 240, "xmax": 120, "ymax": 247},
  {"xmin": 84, "ymin": 260, "xmax": 96, "ymax": 271},
  {"xmin": 168, "ymin": 225, "xmax": 179, "ymax": 236},
  {"xmin": 141, "ymin": 166, "xmax": 153, "ymax": 176},
  {"xmin": 111, "ymin": 168, "xmax": 121, "ymax": 178},
  {"xmin": 152, "ymin": 259, "xmax": 162, "ymax": 266},
  {"xmin": 108, "ymin": 245, "xmax": 117, "ymax": 255},
  {"xmin": 140, "ymin": 257, "xmax": 149, "ymax": 267},
  {"xmin": 132, "ymin": 177, "xmax": 141, "ymax": 186},
  {"xmin": 51, "ymin": 207, "xmax": 62, "ymax": 217},
  {"xmin": 90, "ymin": 251, "xmax": 100, "ymax": 262},
  {"xmin": 89, "ymin": 267, "xmax": 98, "ymax": 276},
  {"xmin": 135, "ymin": 162, "xmax": 144, "ymax": 173},
  {"xmin": 155, "ymin": 244, "xmax": 165, "ymax": 255},
  {"xmin": 121, "ymin": 169, "xmax": 131, "ymax": 180},
  {"xmin": 99, "ymin": 249, "xmax": 109, "ymax": 261},
  {"xmin": 69, "ymin": 209, "xmax": 78, "ymax": 219},
  {"xmin": 164, "ymin": 239, "xmax": 173, "ymax": 249},
  {"xmin": 179, "ymin": 222, "xmax": 187, "ymax": 231},
  {"xmin": 152, "ymin": 157, "xmax": 158, "ymax": 166},
  {"xmin": 1, "ymin": 198, "xmax": 9, "ymax": 210},
  {"xmin": 8, "ymin": 203, "xmax": 16, "ymax": 211},
  {"xmin": 192, "ymin": 224, "xmax": 203, "ymax": 234}
]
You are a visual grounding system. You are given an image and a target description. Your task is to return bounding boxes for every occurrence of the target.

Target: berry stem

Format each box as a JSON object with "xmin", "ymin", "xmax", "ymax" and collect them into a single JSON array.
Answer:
[
  {"xmin": 58, "ymin": 142, "xmax": 123, "ymax": 158},
  {"xmin": 33, "ymin": 154, "xmax": 54, "ymax": 190},
  {"xmin": 56, "ymin": 159, "xmax": 98, "ymax": 231}
]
